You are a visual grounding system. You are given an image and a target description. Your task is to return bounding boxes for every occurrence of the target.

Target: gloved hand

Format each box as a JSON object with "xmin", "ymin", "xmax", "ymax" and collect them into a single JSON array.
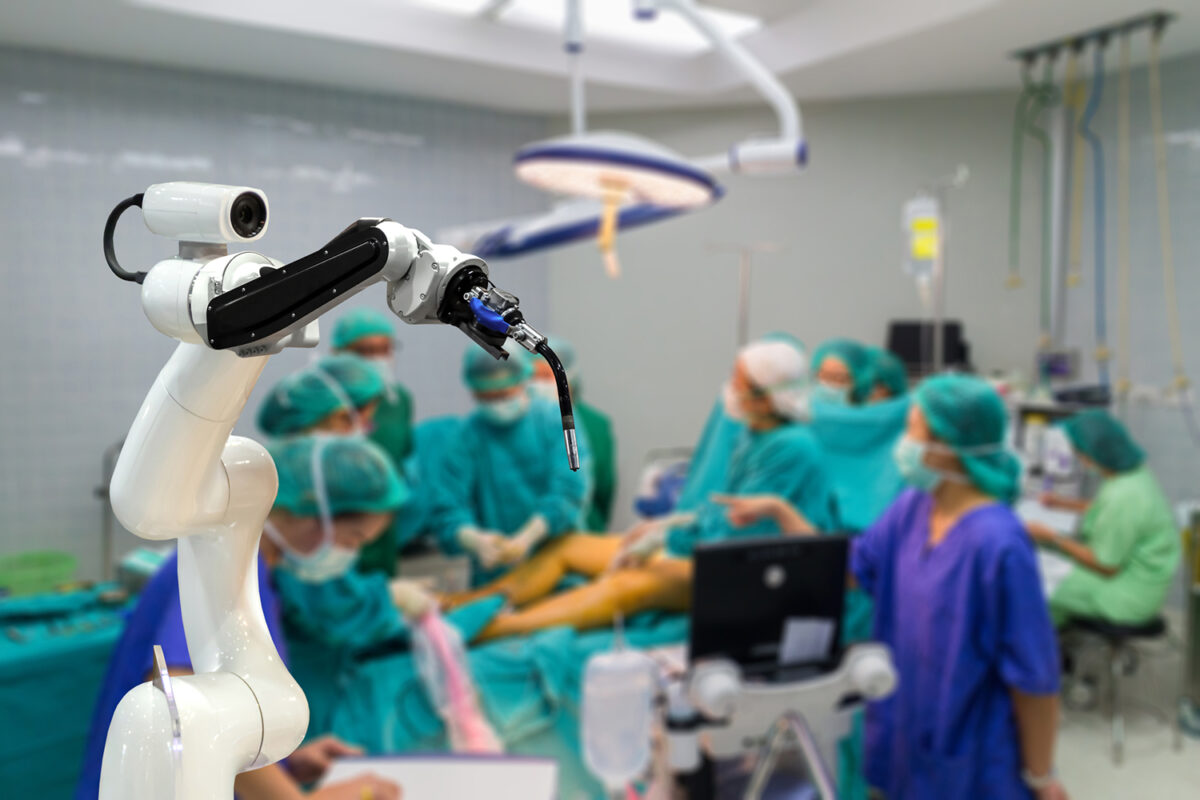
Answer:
[
  {"xmin": 496, "ymin": 515, "xmax": 549, "ymax": 565},
  {"xmin": 458, "ymin": 526, "xmax": 506, "ymax": 569},
  {"xmin": 389, "ymin": 578, "xmax": 436, "ymax": 619},
  {"xmin": 609, "ymin": 523, "xmax": 667, "ymax": 571}
]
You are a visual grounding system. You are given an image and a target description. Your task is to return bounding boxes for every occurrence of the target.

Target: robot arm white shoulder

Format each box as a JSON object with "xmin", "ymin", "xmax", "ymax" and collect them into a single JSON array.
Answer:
[{"xmin": 110, "ymin": 344, "xmax": 272, "ymax": 539}]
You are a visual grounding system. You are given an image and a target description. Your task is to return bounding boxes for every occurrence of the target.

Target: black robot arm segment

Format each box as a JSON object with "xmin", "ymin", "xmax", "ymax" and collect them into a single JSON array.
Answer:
[{"xmin": 205, "ymin": 221, "xmax": 392, "ymax": 350}]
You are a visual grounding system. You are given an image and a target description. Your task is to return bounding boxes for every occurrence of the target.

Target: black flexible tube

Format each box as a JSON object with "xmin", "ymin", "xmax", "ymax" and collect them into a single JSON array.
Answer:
[
  {"xmin": 535, "ymin": 339, "xmax": 581, "ymax": 472},
  {"xmin": 103, "ymin": 194, "xmax": 147, "ymax": 284}
]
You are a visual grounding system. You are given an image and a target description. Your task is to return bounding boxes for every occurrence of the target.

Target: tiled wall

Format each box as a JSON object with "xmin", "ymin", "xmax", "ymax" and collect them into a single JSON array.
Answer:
[{"xmin": 0, "ymin": 47, "xmax": 550, "ymax": 578}]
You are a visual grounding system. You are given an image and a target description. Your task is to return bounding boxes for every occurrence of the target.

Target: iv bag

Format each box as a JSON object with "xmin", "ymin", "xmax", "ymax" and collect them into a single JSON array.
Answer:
[
  {"xmin": 581, "ymin": 648, "xmax": 656, "ymax": 791},
  {"xmin": 903, "ymin": 194, "xmax": 941, "ymax": 279}
]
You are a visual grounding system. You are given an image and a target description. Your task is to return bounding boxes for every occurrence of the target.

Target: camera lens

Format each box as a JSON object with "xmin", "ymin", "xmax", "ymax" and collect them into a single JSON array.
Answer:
[{"xmin": 229, "ymin": 192, "xmax": 267, "ymax": 238}]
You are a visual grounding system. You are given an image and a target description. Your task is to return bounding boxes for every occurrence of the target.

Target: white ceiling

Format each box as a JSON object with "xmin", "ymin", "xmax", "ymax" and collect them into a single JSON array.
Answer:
[{"xmin": 0, "ymin": 1, "xmax": 1196, "ymax": 115}]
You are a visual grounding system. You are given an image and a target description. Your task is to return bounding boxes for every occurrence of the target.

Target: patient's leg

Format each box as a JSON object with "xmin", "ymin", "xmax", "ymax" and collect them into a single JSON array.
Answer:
[
  {"xmin": 476, "ymin": 557, "xmax": 693, "ymax": 641},
  {"xmin": 443, "ymin": 534, "xmax": 623, "ymax": 610}
]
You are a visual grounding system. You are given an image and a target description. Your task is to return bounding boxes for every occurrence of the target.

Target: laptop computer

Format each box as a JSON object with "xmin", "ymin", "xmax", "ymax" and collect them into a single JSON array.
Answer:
[{"xmin": 689, "ymin": 536, "xmax": 850, "ymax": 682}]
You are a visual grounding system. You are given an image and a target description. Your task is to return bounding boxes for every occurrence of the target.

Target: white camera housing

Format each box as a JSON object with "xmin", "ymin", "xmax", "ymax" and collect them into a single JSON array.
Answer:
[{"xmin": 142, "ymin": 182, "xmax": 269, "ymax": 244}]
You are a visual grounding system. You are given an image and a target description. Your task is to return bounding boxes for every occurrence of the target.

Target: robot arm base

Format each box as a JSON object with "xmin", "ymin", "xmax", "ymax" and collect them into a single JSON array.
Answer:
[{"xmin": 100, "ymin": 673, "xmax": 263, "ymax": 800}]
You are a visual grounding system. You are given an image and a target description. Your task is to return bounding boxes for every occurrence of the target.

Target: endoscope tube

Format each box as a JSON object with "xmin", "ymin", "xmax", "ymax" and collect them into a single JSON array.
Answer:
[{"xmin": 535, "ymin": 340, "xmax": 581, "ymax": 472}]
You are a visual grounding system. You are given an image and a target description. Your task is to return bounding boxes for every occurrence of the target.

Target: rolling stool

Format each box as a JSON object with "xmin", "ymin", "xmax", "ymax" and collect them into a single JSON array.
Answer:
[{"xmin": 1066, "ymin": 615, "xmax": 1183, "ymax": 764}]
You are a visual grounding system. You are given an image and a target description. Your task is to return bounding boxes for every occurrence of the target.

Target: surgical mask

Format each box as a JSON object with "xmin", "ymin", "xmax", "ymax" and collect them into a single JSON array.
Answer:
[
  {"xmin": 264, "ymin": 438, "xmax": 358, "ymax": 583},
  {"xmin": 479, "ymin": 392, "xmax": 530, "ymax": 426},
  {"xmin": 893, "ymin": 436, "xmax": 991, "ymax": 492},
  {"xmin": 812, "ymin": 382, "xmax": 850, "ymax": 406},
  {"xmin": 366, "ymin": 356, "xmax": 397, "ymax": 388},
  {"xmin": 530, "ymin": 380, "xmax": 559, "ymax": 404},
  {"xmin": 893, "ymin": 436, "xmax": 944, "ymax": 492},
  {"xmin": 722, "ymin": 381, "xmax": 747, "ymax": 421}
]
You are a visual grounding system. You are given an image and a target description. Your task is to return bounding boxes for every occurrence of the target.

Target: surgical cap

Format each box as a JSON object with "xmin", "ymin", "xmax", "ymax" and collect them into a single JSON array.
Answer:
[
  {"xmin": 869, "ymin": 347, "xmax": 909, "ymax": 397},
  {"xmin": 315, "ymin": 354, "xmax": 385, "ymax": 409},
  {"xmin": 331, "ymin": 308, "xmax": 396, "ymax": 351},
  {"xmin": 739, "ymin": 337, "xmax": 811, "ymax": 421},
  {"xmin": 812, "ymin": 338, "xmax": 874, "ymax": 404},
  {"xmin": 463, "ymin": 340, "xmax": 532, "ymax": 393},
  {"xmin": 1058, "ymin": 409, "xmax": 1144, "ymax": 473},
  {"xmin": 915, "ymin": 374, "xmax": 1021, "ymax": 503},
  {"xmin": 270, "ymin": 436, "xmax": 408, "ymax": 517},
  {"xmin": 258, "ymin": 370, "xmax": 347, "ymax": 438}
]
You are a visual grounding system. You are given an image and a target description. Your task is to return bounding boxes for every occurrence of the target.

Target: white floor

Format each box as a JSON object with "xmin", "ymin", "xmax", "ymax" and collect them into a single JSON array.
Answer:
[
  {"xmin": 1057, "ymin": 709, "xmax": 1199, "ymax": 799},
  {"xmin": 1056, "ymin": 623, "xmax": 1199, "ymax": 800}
]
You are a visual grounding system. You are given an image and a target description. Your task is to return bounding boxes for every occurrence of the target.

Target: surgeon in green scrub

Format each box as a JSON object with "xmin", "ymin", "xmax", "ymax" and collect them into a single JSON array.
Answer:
[
  {"xmin": 331, "ymin": 308, "xmax": 416, "ymax": 467},
  {"xmin": 811, "ymin": 338, "xmax": 874, "ymax": 406},
  {"xmin": 530, "ymin": 336, "xmax": 616, "ymax": 531},
  {"xmin": 1028, "ymin": 410, "xmax": 1181, "ymax": 626},
  {"xmin": 331, "ymin": 309, "xmax": 417, "ymax": 576}
]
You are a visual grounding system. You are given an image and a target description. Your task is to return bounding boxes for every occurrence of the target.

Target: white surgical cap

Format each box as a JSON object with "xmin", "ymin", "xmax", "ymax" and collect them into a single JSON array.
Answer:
[{"xmin": 739, "ymin": 339, "xmax": 811, "ymax": 421}]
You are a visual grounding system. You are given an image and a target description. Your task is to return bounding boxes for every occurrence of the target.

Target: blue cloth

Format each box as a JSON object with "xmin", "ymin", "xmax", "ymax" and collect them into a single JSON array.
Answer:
[
  {"xmin": 328, "ymin": 608, "xmax": 689, "ymax": 800},
  {"xmin": 432, "ymin": 397, "xmax": 590, "ymax": 582},
  {"xmin": 391, "ymin": 415, "xmax": 464, "ymax": 545},
  {"xmin": 275, "ymin": 568, "xmax": 409, "ymax": 737},
  {"xmin": 667, "ymin": 423, "xmax": 835, "ymax": 557},
  {"xmin": 850, "ymin": 490, "xmax": 1060, "ymax": 800},
  {"xmin": 0, "ymin": 584, "xmax": 129, "ymax": 800},
  {"xmin": 809, "ymin": 396, "xmax": 909, "ymax": 532},
  {"xmin": 675, "ymin": 399, "xmax": 746, "ymax": 513},
  {"xmin": 76, "ymin": 552, "xmax": 287, "ymax": 800}
]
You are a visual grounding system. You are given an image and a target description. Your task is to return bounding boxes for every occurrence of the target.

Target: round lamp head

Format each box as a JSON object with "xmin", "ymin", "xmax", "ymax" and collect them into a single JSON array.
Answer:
[{"xmin": 514, "ymin": 130, "xmax": 721, "ymax": 209}]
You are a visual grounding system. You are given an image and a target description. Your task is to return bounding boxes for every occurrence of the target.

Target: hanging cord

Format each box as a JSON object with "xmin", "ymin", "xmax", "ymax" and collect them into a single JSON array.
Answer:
[
  {"xmin": 1079, "ymin": 40, "xmax": 1110, "ymax": 387},
  {"xmin": 1063, "ymin": 48, "xmax": 1087, "ymax": 289},
  {"xmin": 1006, "ymin": 60, "xmax": 1037, "ymax": 290},
  {"xmin": 1147, "ymin": 24, "xmax": 1189, "ymax": 397},
  {"xmin": 1115, "ymin": 33, "xmax": 1133, "ymax": 411},
  {"xmin": 1023, "ymin": 58, "xmax": 1058, "ymax": 348}
]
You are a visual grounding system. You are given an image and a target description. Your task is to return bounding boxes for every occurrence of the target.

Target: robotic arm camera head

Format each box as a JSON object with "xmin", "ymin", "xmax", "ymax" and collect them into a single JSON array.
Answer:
[{"xmin": 142, "ymin": 182, "xmax": 269, "ymax": 244}]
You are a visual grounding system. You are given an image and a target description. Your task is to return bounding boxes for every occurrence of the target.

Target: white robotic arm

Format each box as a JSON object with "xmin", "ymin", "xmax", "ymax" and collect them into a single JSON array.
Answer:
[{"xmin": 99, "ymin": 182, "xmax": 577, "ymax": 799}]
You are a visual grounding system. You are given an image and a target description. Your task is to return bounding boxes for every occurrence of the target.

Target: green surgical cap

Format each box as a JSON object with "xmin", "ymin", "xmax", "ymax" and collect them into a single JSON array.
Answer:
[
  {"xmin": 315, "ymin": 354, "xmax": 385, "ymax": 409},
  {"xmin": 331, "ymin": 308, "xmax": 396, "ymax": 351},
  {"xmin": 869, "ymin": 347, "xmax": 909, "ymax": 398},
  {"xmin": 270, "ymin": 435, "xmax": 408, "ymax": 517},
  {"xmin": 915, "ymin": 373, "xmax": 1021, "ymax": 504},
  {"xmin": 462, "ymin": 341, "xmax": 532, "ymax": 393},
  {"xmin": 258, "ymin": 371, "xmax": 347, "ymax": 438},
  {"xmin": 812, "ymin": 338, "xmax": 874, "ymax": 404},
  {"xmin": 1058, "ymin": 409, "xmax": 1144, "ymax": 473}
]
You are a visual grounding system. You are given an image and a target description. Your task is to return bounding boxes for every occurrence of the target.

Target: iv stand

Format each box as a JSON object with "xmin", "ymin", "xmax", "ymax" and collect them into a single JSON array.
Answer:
[{"xmin": 708, "ymin": 242, "xmax": 783, "ymax": 348}]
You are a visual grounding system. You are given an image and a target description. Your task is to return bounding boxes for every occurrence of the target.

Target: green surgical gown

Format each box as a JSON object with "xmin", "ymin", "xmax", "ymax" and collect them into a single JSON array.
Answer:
[{"xmin": 1050, "ymin": 466, "xmax": 1181, "ymax": 625}]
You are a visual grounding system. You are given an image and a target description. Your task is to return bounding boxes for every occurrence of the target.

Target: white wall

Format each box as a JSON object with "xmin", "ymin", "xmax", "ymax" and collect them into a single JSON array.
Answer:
[
  {"xmin": 0, "ymin": 47, "xmax": 550, "ymax": 578},
  {"xmin": 547, "ymin": 52, "xmax": 1200, "ymax": 529}
]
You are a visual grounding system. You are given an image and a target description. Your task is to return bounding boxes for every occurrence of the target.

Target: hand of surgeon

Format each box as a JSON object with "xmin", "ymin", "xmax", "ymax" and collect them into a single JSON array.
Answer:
[
  {"xmin": 458, "ymin": 527, "xmax": 507, "ymax": 569},
  {"xmin": 287, "ymin": 735, "xmax": 364, "ymax": 784},
  {"xmin": 712, "ymin": 493, "xmax": 816, "ymax": 535},
  {"xmin": 390, "ymin": 578, "xmax": 436, "ymax": 619},
  {"xmin": 1035, "ymin": 779, "xmax": 1070, "ymax": 800},
  {"xmin": 609, "ymin": 521, "xmax": 667, "ymax": 571},
  {"xmin": 311, "ymin": 772, "xmax": 402, "ymax": 800},
  {"xmin": 496, "ymin": 515, "xmax": 549, "ymax": 565}
]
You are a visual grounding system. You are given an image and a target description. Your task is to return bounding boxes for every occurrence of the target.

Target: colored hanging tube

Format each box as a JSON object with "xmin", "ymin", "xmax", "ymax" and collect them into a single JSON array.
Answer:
[
  {"xmin": 1064, "ymin": 48, "xmax": 1088, "ymax": 289},
  {"xmin": 1079, "ymin": 40, "xmax": 1109, "ymax": 387},
  {"xmin": 1022, "ymin": 59, "xmax": 1057, "ymax": 346},
  {"xmin": 1115, "ymin": 34, "xmax": 1132, "ymax": 405},
  {"xmin": 1006, "ymin": 60, "xmax": 1036, "ymax": 290},
  {"xmin": 1147, "ymin": 25, "xmax": 1189, "ymax": 395}
]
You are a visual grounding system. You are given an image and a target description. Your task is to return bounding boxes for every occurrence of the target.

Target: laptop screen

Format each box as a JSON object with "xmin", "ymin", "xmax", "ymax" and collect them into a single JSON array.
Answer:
[{"xmin": 689, "ymin": 536, "xmax": 850, "ymax": 679}]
